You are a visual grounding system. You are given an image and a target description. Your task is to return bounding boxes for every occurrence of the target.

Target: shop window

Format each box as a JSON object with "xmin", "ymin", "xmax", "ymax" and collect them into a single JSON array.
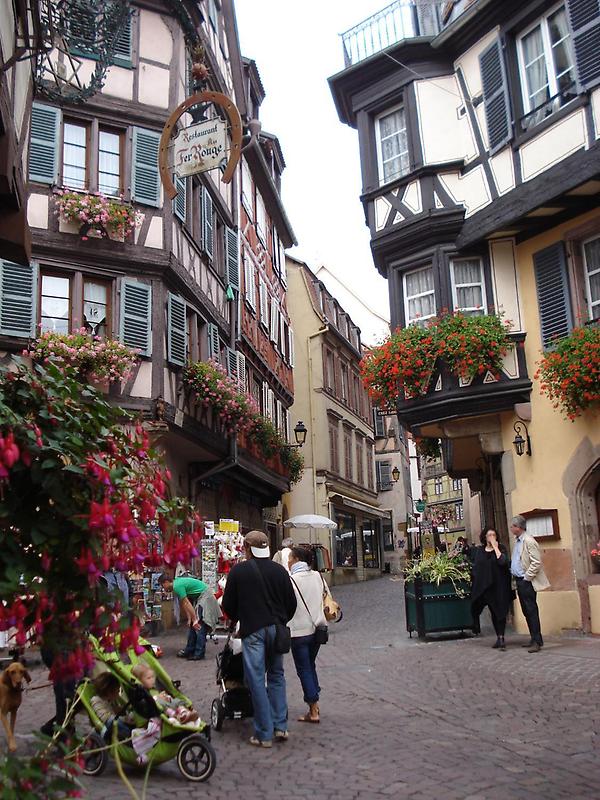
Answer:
[
  {"xmin": 40, "ymin": 273, "xmax": 70, "ymax": 333},
  {"xmin": 62, "ymin": 120, "xmax": 89, "ymax": 190},
  {"xmin": 362, "ymin": 521, "xmax": 380, "ymax": 569},
  {"xmin": 334, "ymin": 511, "xmax": 357, "ymax": 567},
  {"xmin": 450, "ymin": 258, "xmax": 486, "ymax": 315},
  {"xmin": 582, "ymin": 236, "xmax": 600, "ymax": 321},
  {"xmin": 383, "ymin": 520, "xmax": 394, "ymax": 552},
  {"xmin": 375, "ymin": 105, "xmax": 409, "ymax": 186},
  {"xmin": 404, "ymin": 266, "xmax": 436, "ymax": 325},
  {"xmin": 98, "ymin": 128, "xmax": 122, "ymax": 196},
  {"xmin": 83, "ymin": 279, "xmax": 111, "ymax": 337},
  {"xmin": 517, "ymin": 3, "xmax": 576, "ymax": 130}
]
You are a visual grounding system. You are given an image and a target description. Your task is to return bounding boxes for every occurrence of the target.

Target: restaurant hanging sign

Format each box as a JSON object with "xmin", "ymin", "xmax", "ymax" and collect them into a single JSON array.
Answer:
[{"xmin": 173, "ymin": 118, "xmax": 227, "ymax": 178}]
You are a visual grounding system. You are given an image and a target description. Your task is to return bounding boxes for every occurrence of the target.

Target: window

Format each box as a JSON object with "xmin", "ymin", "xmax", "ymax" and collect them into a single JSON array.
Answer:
[
  {"xmin": 256, "ymin": 192, "xmax": 267, "ymax": 244},
  {"xmin": 434, "ymin": 477, "xmax": 443, "ymax": 495},
  {"xmin": 366, "ymin": 443, "xmax": 374, "ymax": 490},
  {"xmin": 452, "ymin": 478, "xmax": 462, "ymax": 492},
  {"xmin": 455, "ymin": 502, "xmax": 464, "ymax": 521},
  {"xmin": 324, "ymin": 349, "xmax": 335, "ymax": 392},
  {"xmin": 241, "ymin": 159, "xmax": 253, "ymax": 218},
  {"xmin": 450, "ymin": 258, "xmax": 486, "ymax": 315},
  {"xmin": 208, "ymin": 0, "xmax": 219, "ymax": 31},
  {"xmin": 404, "ymin": 266, "xmax": 436, "ymax": 325},
  {"xmin": 356, "ymin": 436, "xmax": 364, "ymax": 485},
  {"xmin": 40, "ymin": 274, "xmax": 70, "ymax": 333},
  {"xmin": 83, "ymin": 279, "xmax": 110, "ymax": 337},
  {"xmin": 329, "ymin": 421, "xmax": 339, "ymax": 473},
  {"xmin": 340, "ymin": 362, "xmax": 349, "ymax": 403},
  {"xmin": 383, "ymin": 520, "xmax": 394, "ymax": 552},
  {"xmin": 244, "ymin": 254, "xmax": 256, "ymax": 310},
  {"xmin": 98, "ymin": 129, "xmax": 121, "ymax": 196},
  {"xmin": 353, "ymin": 375, "xmax": 360, "ymax": 412},
  {"xmin": 582, "ymin": 237, "xmax": 600, "ymax": 321},
  {"xmin": 517, "ymin": 4, "xmax": 576, "ymax": 127},
  {"xmin": 343, "ymin": 428, "xmax": 353, "ymax": 481},
  {"xmin": 62, "ymin": 121, "xmax": 88, "ymax": 189},
  {"xmin": 334, "ymin": 511, "xmax": 357, "ymax": 567},
  {"xmin": 362, "ymin": 521, "xmax": 380, "ymax": 569},
  {"xmin": 373, "ymin": 409, "xmax": 385, "ymax": 438},
  {"xmin": 258, "ymin": 276, "xmax": 268, "ymax": 328},
  {"xmin": 376, "ymin": 461, "xmax": 392, "ymax": 491},
  {"xmin": 376, "ymin": 105, "xmax": 409, "ymax": 185}
]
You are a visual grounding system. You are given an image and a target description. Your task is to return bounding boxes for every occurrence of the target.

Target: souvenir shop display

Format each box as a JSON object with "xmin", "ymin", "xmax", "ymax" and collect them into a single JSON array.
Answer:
[
  {"xmin": 202, "ymin": 520, "xmax": 245, "ymax": 605},
  {"xmin": 130, "ymin": 522, "xmax": 172, "ymax": 631}
]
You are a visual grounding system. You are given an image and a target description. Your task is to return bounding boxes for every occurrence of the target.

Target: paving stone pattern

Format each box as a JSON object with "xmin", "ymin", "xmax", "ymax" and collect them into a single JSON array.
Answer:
[{"xmin": 11, "ymin": 577, "xmax": 600, "ymax": 799}]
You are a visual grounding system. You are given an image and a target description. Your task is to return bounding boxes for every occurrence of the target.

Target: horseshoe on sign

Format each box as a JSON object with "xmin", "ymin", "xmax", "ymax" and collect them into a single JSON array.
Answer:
[{"xmin": 158, "ymin": 91, "xmax": 243, "ymax": 200}]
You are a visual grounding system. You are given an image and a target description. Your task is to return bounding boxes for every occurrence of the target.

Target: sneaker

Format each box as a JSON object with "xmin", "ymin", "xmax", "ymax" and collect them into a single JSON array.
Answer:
[
  {"xmin": 176, "ymin": 650, "xmax": 189, "ymax": 659},
  {"xmin": 528, "ymin": 642, "xmax": 541, "ymax": 653},
  {"xmin": 249, "ymin": 736, "xmax": 272, "ymax": 748},
  {"xmin": 274, "ymin": 729, "xmax": 289, "ymax": 742}
]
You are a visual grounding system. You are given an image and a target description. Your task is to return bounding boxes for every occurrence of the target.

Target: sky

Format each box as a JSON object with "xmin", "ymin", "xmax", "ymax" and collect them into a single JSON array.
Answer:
[{"xmin": 235, "ymin": 0, "xmax": 392, "ymax": 337}]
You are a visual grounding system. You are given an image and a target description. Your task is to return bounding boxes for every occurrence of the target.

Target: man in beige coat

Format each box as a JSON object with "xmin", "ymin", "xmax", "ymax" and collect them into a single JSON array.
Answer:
[{"xmin": 510, "ymin": 515, "xmax": 550, "ymax": 653}]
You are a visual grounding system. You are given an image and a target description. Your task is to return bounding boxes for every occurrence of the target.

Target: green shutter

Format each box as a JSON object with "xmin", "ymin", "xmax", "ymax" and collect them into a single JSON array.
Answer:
[
  {"xmin": 29, "ymin": 103, "xmax": 60, "ymax": 185},
  {"xmin": 173, "ymin": 175, "xmax": 187, "ymax": 223},
  {"xmin": 201, "ymin": 187, "xmax": 213, "ymax": 258},
  {"xmin": 225, "ymin": 226, "xmax": 239, "ymax": 290},
  {"xmin": 132, "ymin": 128, "xmax": 161, "ymax": 207},
  {"xmin": 533, "ymin": 242, "xmax": 573, "ymax": 349},
  {"xmin": 112, "ymin": 9, "xmax": 132, "ymax": 66},
  {"xmin": 167, "ymin": 293, "xmax": 186, "ymax": 366},
  {"xmin": 207, "ymin": 322, "xmax": 220, "ymax": 360},
  {"xmin": 0, "ymin": 260, "xmax": 37, "ymax": 338},
  {"xmin": 120, "ymin": 279, "xmax": 152, "ymax": 356}
]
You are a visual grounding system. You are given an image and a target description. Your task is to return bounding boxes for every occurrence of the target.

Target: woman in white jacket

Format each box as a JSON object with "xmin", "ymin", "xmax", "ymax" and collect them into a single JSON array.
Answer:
[{"xmin": 288, "ymin": 547, "xmax": 327, "ymax": 723}]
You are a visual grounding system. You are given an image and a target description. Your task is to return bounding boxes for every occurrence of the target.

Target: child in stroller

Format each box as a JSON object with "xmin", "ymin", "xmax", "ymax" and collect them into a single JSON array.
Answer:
[{"xmin": 210, "ymin": 633, "xmax": 253, "ymax": 731}]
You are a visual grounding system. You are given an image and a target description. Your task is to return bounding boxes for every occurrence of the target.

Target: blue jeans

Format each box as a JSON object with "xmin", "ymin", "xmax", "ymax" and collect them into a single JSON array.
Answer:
[
  {"xmin": 184, "ymin": 621, "xmax": 208, "ymax": 658},
  {"xmin": 291, "ymin": 634, "xmax": 321, "ymax": 704},
  {"xmin": 242, "ymin": 625, "xmax": 287, "ymax": 742}
]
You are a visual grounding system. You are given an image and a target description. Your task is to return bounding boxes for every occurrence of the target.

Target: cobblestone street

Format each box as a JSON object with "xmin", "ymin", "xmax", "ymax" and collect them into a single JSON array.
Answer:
[{"xmin": 13, "ymin": 577, "xmax": 600, "ymax": 799}]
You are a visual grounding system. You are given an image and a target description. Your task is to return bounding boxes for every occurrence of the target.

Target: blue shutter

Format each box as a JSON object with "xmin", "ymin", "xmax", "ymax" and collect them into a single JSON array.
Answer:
[
  {"xmin": 120, "ymin": 279, "xmax": 152, "ymax": 356},
  {"xmin": 479, "ymin": 39, "xmax": 512, "ymax": 153},
  {"xmin": 132, "ymin": 128, "xmax": 161, "ymax": 207},
  {"xmin": 29, "ymin": 103, "xmax": 60, "ymax": 185},
  {"xmin": 201, "ymin": 187, "xmax": 214, "ymax": 258},
  {"xmin": 567, "ymin": 0, "xmax": 600, "ymax": 90},
  {"xmin": 225, "ymin": 226, "xmax": 240, "ymax": 290},
  {"xmin": 173, "ymin": 175, "xmax": 187, "ymax": 223},
  {"xmin": 207, "ymin": 322, "xmax": 220, "ymax": 360},
  {"xmin": 0, "ymin": 260, "xmax": 37, "ymax": 338},
  {"xmin": 533, "ymin": 242, "xmax": 573, "ymax": 349},
  {"xmin": 167, "ymin": 293, "xmax": 186, "ymax": 366}
]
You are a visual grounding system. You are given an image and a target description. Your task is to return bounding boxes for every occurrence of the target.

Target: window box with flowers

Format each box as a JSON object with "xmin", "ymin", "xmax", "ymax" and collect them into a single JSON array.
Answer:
[
  {"xmin": 535, "ymin": 324, "xmax": 600, "ymax": 420},
  {"xmin": 55, "ymin": 190, "xmax": 143, "ymax": 242}
]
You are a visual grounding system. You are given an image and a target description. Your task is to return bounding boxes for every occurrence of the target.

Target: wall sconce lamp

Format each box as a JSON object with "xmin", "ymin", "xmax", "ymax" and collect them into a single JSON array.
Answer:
[
  {"xmin": 391, "ymin": 466, "xmax": 401, "ymax": 483},
  {"xmin": 287, "ymin": 420, "xmax": 308, "ymax": 449},
  {"xmin": 512, "ymin": 421, "xmax": 532, "ymax": 457}
]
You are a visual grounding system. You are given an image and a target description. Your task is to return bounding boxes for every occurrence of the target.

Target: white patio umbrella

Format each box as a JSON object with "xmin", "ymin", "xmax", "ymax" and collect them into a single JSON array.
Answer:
[{"xmin": 283, "ymin": 514, "xmax": 337, "ymax": 546}]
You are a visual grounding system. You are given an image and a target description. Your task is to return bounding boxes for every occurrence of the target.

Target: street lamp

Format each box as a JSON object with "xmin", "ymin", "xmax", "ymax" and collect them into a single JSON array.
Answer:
[
  {"xmin": 287, "ymin": 420, "xmax": 308, "ymax": 449},
  {"xmin": 512, "ymin": 420, "xmax": 532, "ymax": 457},
  {"xmin": 391, "ymin": 466, "xmax": 400, "ymax": 483}
]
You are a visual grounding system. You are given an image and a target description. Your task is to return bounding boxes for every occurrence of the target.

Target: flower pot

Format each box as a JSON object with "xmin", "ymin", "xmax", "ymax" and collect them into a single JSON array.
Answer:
[{"xmin": 404, "ymin": 578, "xmax": 474, "ymax": 639}]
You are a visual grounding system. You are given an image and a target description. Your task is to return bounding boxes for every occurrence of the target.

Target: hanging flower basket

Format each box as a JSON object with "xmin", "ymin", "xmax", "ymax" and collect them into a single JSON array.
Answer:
[
  {"xmin": 55, "ymin": 190, "xmax": 143, "ymax": 241},
  {"xmin": 535, "ymin": 325, "xmax": 600, "ymax": 420}
]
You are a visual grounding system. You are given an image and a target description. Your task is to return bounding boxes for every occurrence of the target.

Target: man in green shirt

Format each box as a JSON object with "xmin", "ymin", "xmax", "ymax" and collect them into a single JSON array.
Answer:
[{"xmin": 158, "ymin": 575, "xmax": 209, "ymax": 661}]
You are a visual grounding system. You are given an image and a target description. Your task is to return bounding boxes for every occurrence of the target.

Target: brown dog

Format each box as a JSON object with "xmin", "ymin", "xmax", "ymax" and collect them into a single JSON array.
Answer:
[{"xmin": 0, "ymin": 662, "xmax": 31, "ymax": 752}]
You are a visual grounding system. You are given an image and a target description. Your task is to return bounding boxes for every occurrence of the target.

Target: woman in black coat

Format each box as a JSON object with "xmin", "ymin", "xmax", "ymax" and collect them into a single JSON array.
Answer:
[{"xmin": 471, "ymin": 527, "xmax": 512, "ymax": 650}]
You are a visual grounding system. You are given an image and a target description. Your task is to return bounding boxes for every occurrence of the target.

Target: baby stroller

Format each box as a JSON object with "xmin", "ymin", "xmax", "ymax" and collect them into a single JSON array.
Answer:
[
  {"xmin": 75, "ymin": 635, "xmax": 216, "ymax": 782},
  {"xmin": 210, "ymin": 633, "xmax": 253, "ymax": 731}
]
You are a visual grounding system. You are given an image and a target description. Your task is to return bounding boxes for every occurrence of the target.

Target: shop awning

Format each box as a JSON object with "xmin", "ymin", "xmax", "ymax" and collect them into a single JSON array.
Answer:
[{"xmin": 329, "ymin": 493, "xmax": 392, "ymax": 520}]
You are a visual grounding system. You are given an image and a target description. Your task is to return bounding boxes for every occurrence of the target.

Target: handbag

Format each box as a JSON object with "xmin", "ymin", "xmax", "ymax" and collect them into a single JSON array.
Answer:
[
  {"xmin": 291, "ymin": 575, "xmax": 328, "ymax": 646},
  {"xmin": 320, "ymin": 574, "xmax": 342, "ymax": 622},
  {"xmin": 250, "ymin": 560, "xmax": 291, "ymax": 654}
]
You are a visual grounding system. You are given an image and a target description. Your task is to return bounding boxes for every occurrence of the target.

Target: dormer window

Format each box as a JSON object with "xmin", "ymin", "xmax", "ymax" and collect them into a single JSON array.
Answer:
[{"xmin": 375, "ymin": 105, "xmax": 409, "ymax": 186}]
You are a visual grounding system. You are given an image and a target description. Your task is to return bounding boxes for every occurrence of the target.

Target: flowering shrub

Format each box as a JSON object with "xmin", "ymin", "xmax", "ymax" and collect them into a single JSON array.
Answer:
[
  {"xmin": 361, "ymin": 313, "xmax": 511, "ymax": 407},
  {"xmin": 24, "ymin": 329, "xmax": 138, "ymax": 383},
  {"xmin": 55, "ymin": 190, "xmax": 142, "ymax": 241},
  {"xmin": 414, "ymin": 437, "xmax": 441, "ymax": 461},
  {"xmin": 0, "ymin": 746, "xmax": 84, "ymax": 799},
  {"xmin": 280, "ymin": 446, "xmax": 304, "ymax": 486},
  {"xmin": 535, "ymin": 325, "xmax": 600, "ymax": 420}
]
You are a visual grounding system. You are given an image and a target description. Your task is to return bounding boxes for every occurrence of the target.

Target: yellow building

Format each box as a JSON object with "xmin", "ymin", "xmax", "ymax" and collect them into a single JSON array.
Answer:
[
  {"xmin": 330, "ymin": 0, "xmax": 600, "ymax": 631},
  {"xmin": 284, "ymin": 256, "xmax": 390, "ymax": 584}
]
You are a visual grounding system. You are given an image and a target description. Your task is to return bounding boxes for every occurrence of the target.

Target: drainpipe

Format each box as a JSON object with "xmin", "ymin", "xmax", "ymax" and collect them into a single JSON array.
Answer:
[{"xmin": 307, "ymin": 325, "xmax": 328, "ymax": 517}]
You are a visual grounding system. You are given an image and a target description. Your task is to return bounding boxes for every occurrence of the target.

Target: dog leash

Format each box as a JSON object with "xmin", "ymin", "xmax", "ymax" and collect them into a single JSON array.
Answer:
[{"xmin": 25, "ymin": 681, "xmax": 53, "ymax": 692}]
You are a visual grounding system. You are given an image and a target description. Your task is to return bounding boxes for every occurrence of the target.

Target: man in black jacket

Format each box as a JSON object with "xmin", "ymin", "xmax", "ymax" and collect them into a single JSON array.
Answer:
[{"xmin": 222, "ymin": 530, "xmax": 297, "ymax": 748}]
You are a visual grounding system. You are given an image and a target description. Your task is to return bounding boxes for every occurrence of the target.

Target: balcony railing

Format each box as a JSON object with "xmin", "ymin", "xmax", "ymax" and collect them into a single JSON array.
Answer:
[{"xmin": 340, "ymin": 0, "xmax": 445, "ymax": 67}]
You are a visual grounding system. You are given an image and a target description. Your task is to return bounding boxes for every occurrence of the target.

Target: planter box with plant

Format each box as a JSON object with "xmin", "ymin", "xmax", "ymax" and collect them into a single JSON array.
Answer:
[{"xmin": 55, "ymin": 189, "xmax": 143, "ymax": 241}]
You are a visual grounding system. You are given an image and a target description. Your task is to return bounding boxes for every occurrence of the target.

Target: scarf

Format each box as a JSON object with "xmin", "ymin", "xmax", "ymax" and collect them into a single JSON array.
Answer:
[{"xmin": 290, "ymin": 561, "xmax": 311, "ymax": 576}]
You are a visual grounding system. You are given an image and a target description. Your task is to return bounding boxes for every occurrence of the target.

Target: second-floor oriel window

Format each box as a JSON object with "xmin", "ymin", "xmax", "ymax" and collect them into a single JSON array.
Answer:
[
  {"xmin": 450, "ymin": 258, "xmax": 486, "ymax": 315},
  {"xmin": 404, "ymin": 266, "xmax": 436, "ymax": 325},
  {"xmin": 63, "ymin": 121, "xmax": 88, "ymax": 189},
  {"xmin": 376, "ymin": 105, "xmax": 408, "ymax": 185}
]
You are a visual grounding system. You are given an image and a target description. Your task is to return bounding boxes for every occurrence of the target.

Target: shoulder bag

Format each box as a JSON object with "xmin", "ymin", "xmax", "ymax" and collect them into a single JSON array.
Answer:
[
  {"xmin": 290, "ymin": 575, "xmax": 328, "ymax": 645},
  {"xmin": 320, "ymin": 574, "xmax": 342, "ymax": 623},
  {"xmin": 250, "ymin": 560, "xmax": 291, "ymax": 654}
]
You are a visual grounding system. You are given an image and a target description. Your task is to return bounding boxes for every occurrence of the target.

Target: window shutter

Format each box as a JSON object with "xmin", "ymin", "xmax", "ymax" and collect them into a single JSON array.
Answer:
[
  {"xmin": 237, "ymin": 351, "xmax": 246, "ymax": 392},
  {"xmin": 132, "ymin": 128, "xmax": 161, "ymax": 207},
  {"xmin": 29, "ymin": 103, "xmax": 60, "ymax": 185},
  {"xmin": 268, "ymin": 389, "xmax": 275, "ymax": 422},
  {"xmin": 279, "ymin": 239, "xmax": 287, "ymax": 286},
  {"xmin": 479, "ymin": 39, "xmax": 512, "ymax": 152},
  {"xmin": 279, "ymin": 312, "xmax": 286, "ymax": 356},
  {"xmin": 567, "ymin": 0, "xmax": 600, "ymax": 89},
  {"xmin": 173, "ymin": 175, "xmax": 187, "ymax": 223},
  {"xmin": 201, "ymin": 187, "xmax": 214, "ymax": 258},
  {"xmin": 533, "ymin": 242, "xmax": 573, "ymax": 349},
  {"xmin": 270, "ymin": 300, "xmax": 279, "ymax": 342},
  {"xmin": 120, "ymin": 279, "xmax": 152, "ymax": 356},
  {"xmin": 112, "ymin": 9, "xmax": 132, "ymax": 64},
  {"xmin": 207, "ymin": 322, "xmax": 220, "ymax": 360},
  {"xmin": 226, "ymin": 346, "xmax": 238, "ymax": 380},
  {"xmin": 373, "ymin": 409, "xmax": 385, "ymax": 438},
  {"xmin": 167, "ymin": 292, "xmax": 186, "ymax": 366},
  {"xmin": 0, "ymin": 260, "xmax": 37, "ymax": 337},
  {"xmin": 288, "ymin": 327, "xmax": 295, "ymax": 367},
  {"xmin": 225, "ymin": 226, "xmax": 240, "ymax": 291},
  {"xmin": 259, "ymin": 276, "xmax": 268, "ymax": 324},
  {"xmin": 262, "ymin": 380, "xmax": 268, "ymax": 416}
]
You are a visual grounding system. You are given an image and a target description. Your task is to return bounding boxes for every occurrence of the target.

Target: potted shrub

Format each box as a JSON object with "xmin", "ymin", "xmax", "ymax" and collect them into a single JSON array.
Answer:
[{"xmin": 403, "ymin": 553, "xmax": 474, "ymax": 638}]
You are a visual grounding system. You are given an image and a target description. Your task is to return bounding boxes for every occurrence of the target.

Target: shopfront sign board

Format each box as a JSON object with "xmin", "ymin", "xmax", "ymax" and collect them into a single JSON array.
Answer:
[
  {"xmin": 172, "ymin": 118, "xmax": 227, "ymax": 178},
  {"xmin": 219, "ymin": 519, "xmax": 239, "ymax": 533}
]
